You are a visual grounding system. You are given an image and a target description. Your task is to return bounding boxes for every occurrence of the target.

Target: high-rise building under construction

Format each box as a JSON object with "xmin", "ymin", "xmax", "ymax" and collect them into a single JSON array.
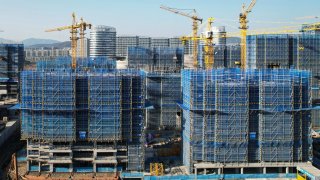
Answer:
[
  {"xmin": 20, "ymin": 57, "xmax": 145, "ymax": 172},
  {"xmin": 0, "ymin": 44, "xmax": 24, "ymax": 98}
]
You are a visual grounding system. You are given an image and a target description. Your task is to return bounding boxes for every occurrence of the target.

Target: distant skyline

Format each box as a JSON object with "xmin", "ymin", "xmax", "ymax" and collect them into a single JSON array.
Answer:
[{"xmin": 0, "ymin": 0, "xmax": 320, "ymax": 42}]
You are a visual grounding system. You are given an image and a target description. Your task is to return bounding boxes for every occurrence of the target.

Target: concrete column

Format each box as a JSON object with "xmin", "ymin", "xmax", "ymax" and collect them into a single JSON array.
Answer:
[
  {"xmin": 69, "ymin": 164, "xmax": 73, "ymax": 172},
  {"xmin": 241, "ymin": 168, "xmax": 244, "ymax": 174},
  {"xmin": 195, "ymin": 168, "xmax": 198, "ymax": 180},
  {"xmin": 218, "ymin": 168, "xmax": 221, "ymax": 174},
  {"xmin": 27, "ymin": 161, "xmax": 30, "ymax": 172},
  {"xmin": 263, "ymin": 167, "xmax": 266, "ymax": 174},
  {"xmin": 50, "ymin": 164, "xmax": 53, "ymax": 172},
  {"xmin": 93, "ymin": 150, "xmax": 97, "ymax": 158},
  {"xmin": 286, "ymin": 167, "xmax": 289, "ymax": 174},
  {"xmin": 38, "ymin": 162, "xmax": 41, "ymax": 172},
  {"xmin": 93, "ymin": 163, "xmax": 96, "ymax": 173},
  {"xmin": 204, "ymin": 168, "xmax": 206, "ymax": 175}
]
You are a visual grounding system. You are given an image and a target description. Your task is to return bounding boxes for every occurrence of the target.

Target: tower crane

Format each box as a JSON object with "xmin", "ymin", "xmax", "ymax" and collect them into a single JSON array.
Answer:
[
  {"xmin": 203, "ymin": 17, "xmax": 214, "ymax": 69},
  {"xmin": 239, "ymin": 0, "xmax": 257, "ymax": 69},
  {"xmin": 160, "ymin": 5, "xmax": 203, "ymax": 68},
  {"xmin": 181, "ymin": 17, "xmax": 215, "ymax": 69},
  {"xmin": 79, "ymin": 17, "xmax": 92, "ymax": 58},
  {"xmin": 45, "ymin": 13, "xmax": 91, "ymax": 69}
]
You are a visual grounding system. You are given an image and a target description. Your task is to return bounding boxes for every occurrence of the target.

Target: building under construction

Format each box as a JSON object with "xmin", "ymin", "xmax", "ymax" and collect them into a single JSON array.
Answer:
[
  {"xmin": 19, "ymin": 57, "xmax": 145, "ymax": 173},
  {"xmin": 127, "ymin": 46, "xmax": 184, "ymax": 72},
  {"xmin": 0, "ymin": 44, "xmax": 24, "ymax": 99},
  {"xmin": 127, "ymin": 46, "xmax": 184, "ymax": 130},
  {"xmin": 14, "ymin": 18, "xmax": 320, "ymax": 178},
  {"xmin": 246, "ymin": 34, "xmax": 320, "ymax": 129},
  {"xmin": 181, "ymin": 68, "xmax": 312, "ymax": 174}
]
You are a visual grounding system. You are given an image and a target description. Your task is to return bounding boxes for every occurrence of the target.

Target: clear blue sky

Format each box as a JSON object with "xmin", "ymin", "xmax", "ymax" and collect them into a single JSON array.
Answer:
[{"xmin": 0, "ymin": 0, "xmax": 319, "ymax": 41}]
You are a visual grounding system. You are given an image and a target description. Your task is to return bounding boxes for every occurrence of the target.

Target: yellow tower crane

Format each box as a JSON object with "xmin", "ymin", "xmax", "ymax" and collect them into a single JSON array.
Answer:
[
  {"xmin": 181, "ymin": 17, "xmax": 215, "ymax": 69},
  {"xmin": 79, "ymin": 17, "xmax": 92, "ymax": 58},
  {"xmin": 45, "ymin": 13, "xmax": 91, "ymax": 69},
  {"xmin": 239, "ymin": 0, "xmax": 257, "ymax": 69},
  {"xmin": 160, "ymin": 5, "xmax": 203, "ymax": 68},
  {"xmin": 203, "ymin": 17, "xmax": 214, "ymax": 69}
]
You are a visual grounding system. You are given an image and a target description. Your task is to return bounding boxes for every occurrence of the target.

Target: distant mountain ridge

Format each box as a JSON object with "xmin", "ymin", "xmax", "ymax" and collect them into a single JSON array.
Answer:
[
  {"xmin": 22, "ymin": 38, "xmax": 61, "ymax": 47},
  {"xmin": 26, "ymin": 41, "xmax": 71, "ymax": 49},
  {"xmin": 0, "ymin": 38, "xmax": 18, "ymax": 44},
  {"xmin": 0, "ymin": 38, "xmax": 67, "ymax": 48}
]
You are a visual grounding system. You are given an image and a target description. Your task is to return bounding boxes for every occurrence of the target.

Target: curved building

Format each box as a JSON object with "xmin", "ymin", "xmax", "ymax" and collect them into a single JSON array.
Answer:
[
  {"xmin": 90, "ymin": 25, "xmax": 116, "ymax": 59},
  {"xmin": 212, "ymin": 26, "xmax": 226, "ymax": 46}
]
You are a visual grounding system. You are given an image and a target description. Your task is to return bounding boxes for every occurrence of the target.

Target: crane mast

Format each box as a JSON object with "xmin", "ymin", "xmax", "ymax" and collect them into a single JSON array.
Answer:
[
  {"xmin": 45, "ymin": 13, "xmax": 91, "ymax": 69},
  {"xmin": 79, "ymin": 17, "xmax": 92, "ymax": 58},
  {"xmin": 70, "ymin": 13, "xmax": 78, "ymax": 69},
  {"xmin": 180, "ymin": 17, "xmax": 214, "ymax": 69},
  {"xmin": 204, "ymin": 17, "xmax": 214, "ymax": 69},
  {"xmin": 160, "ymin": 5, "xmax": 203, "ymax": 68},
  {"xmin": 239, "ymin": 0, "xmax": 257, "ymax": 69}
]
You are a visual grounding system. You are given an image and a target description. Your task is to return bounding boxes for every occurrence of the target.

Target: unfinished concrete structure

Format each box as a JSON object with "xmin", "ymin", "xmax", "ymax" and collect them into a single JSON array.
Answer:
[{"xmin": 20, "ymin": 57, "xmax": 145, "ymax": 173}]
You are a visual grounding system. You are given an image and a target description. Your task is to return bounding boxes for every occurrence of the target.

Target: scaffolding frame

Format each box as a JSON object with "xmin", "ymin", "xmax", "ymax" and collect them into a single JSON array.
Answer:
[
  {"xmin": 146, "ymin": 72, "xmax": 181, "ymax": 129},
  {"xmin": 127, "ymin": 46, "xmax": 184, "ymax": 72},
  {"xmin": 20, "ymin": 58, "xmax": 146, "ymax": 172},
  {"xmin": 247, "ymin": 34, "xmax": 320, "ymax": 129},
  {"xmin": 181, "ymin": 68, "xmax": 312, "ymax": 173}
]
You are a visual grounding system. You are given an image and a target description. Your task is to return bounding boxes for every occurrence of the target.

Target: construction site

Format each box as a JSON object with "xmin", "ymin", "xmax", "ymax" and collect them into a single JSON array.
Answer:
[{"xmin": 1, "ymin": 0, "xmax": 320, "ymax": 180}]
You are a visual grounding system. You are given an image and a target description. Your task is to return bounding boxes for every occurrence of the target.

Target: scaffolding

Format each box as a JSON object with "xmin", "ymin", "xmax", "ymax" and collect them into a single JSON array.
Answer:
[
  {"xmin": 226, "ymin": 45, "xmax": 241, "ymax": 68},
  {"xmin": 257, "ymin": 69, "xmax": 311, "ymax": 162},
  {"xmin": 127, "ymin": 47, "xmax": 184, "ymax": 72},
  {"xmin": 0, "ymin": 44, "xmax": 24, "ymax": 79},
  {"xmin": 198, "ymin": 44, "xmax": 226, "ymax": 69},
  {"xmin": 127, "ymin": 144, "xmax": 145, "ymax": 171},
  {"xmin": 20, "ymin": 57, "xmax": 146, "ymax": 172},
  {"xmin": 36, "ymin": 57, "xmax": 116, "ymax": 71},
  {"xmin": 247, "ymin": 34, "xmax": 290, "ymax": 69},
  {"xmin": 21, "ymin": 71, "xmax": 76, "ymax": 141},
  {"xmin": 246, "ymin": 34, "xmax": 320, "ymax": 128},
  {"xmin": 197, "ymin": 44, "xmax": 242, "ymax": 69},
  {"xmin": 181, "ymin": 68, "xmax": 312, "ymax": 173},
  {"xmin": 295, "ymin": 34, "xmax": 320, "ymax": 129},
  {"xmin": 88, "ymin": 73, "xmax": 122, "ymax": 141},
  {"xmin": 146, "ymin": 72, "xmax": 181, "ymax": 129}
]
